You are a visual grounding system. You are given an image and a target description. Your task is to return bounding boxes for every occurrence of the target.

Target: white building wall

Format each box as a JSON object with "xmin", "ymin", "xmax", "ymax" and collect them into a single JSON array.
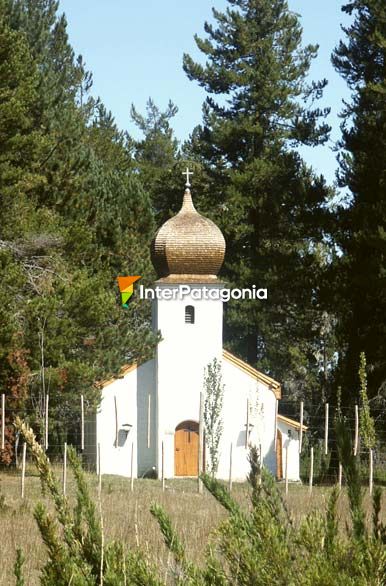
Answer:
[
  {"xmin": 153, "ymin": 283, "xmax": 223, "ymax": 478},
  {"xmin": 95, "ymin": 371, "xmax": 137, "ymax": 477},
  {"xmin": 277, "ymin": 419, "xmax": 301, "ymax": 481},
  {"xmin": 217, "ymin": 359, "xmax": 277, "ymax": 481},
  {"xmin": 93, "ymin": 359, "xmax": 155, "ymax": 478}
]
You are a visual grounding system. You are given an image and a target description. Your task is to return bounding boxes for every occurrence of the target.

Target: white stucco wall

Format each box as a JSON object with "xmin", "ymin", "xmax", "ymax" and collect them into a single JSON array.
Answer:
[
  {"xmin": 88, "ymin": 279, "xmax": 302, "ymax": 483},
  {"xmin": 153, "ymin": 283, "xmax": 223, "ymax": 478},
  {"xmin": 91, "ymin": 359, "xmax": 155, "ymax": 478},
  {"xmin": 277, "ymin": 419, "xmax": 301, "ymax": 481},
  {"xmin": 216, "ymin": 358, "xmax": 278, "ymax": 481}
]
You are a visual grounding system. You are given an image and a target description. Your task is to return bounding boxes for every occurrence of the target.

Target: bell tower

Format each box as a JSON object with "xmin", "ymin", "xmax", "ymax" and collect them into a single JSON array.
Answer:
[{"xmin": 151, "ymin": 171, "xmax": 226, "ymax": 477}]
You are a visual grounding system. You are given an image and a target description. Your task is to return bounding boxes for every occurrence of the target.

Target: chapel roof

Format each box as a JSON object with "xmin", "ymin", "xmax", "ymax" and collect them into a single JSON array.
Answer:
[
  {"xmin": 99, "ymin": 350, "xmax": 281, "ymax": 399},
  {"xmin": 277, "ymin": 414, "xmax": 308, "ymax": 431},
  {"xmin": 97, "ymin": 352, "xmax": 305, "ymax": 430}
]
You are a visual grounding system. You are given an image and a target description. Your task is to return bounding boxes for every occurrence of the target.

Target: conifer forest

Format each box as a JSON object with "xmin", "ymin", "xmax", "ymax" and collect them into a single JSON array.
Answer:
[{"xmin": 0, "ymin": 1, "xmax": 386, "ymax": 584}]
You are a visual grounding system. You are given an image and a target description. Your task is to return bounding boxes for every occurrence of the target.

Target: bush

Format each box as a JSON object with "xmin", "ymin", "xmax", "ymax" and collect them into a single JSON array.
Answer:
[{"xmin": 14, "ymin": 419, "xmax": 386, "ymax": 585}]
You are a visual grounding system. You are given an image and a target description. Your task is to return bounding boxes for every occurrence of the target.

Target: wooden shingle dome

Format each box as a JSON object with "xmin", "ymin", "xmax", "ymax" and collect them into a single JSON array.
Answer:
[{"xmin": 151, "ymin": 188, "xmax": 226, "ymax": 283}]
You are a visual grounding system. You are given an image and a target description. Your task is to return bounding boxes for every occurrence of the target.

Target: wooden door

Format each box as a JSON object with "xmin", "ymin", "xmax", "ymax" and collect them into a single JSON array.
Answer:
[
  {"xmin": 276, "ymin": 429, "xmax": 283, "ymax": 480},
  {"xmin": 174, "ymin": 421, "xmax": 199, "ymax": 476}
]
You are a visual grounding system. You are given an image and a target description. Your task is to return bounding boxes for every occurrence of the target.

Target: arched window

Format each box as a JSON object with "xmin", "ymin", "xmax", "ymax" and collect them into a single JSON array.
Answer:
[{"xmin": 185, "ymin": 305, "xmax": 195, "ymax": 324}]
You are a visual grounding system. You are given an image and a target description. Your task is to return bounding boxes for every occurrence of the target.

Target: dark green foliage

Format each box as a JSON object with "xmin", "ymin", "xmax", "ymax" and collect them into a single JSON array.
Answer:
[
  {"xmin": 358, "ymin": 352, "xmax": 376, "ymax": 450},
  {"xmin": 0, "ymin": 0, "xmax": 157, "ymax": 461},
  {"xmin": 17, "ymin": 419, "xmax": 162, "ymax": 585},
  {"xmin": 151, "ymin": 436, "xmax": 386, "ymax": 585},
  {"xmin": 130, "ymin": 97, "xmax": 185, "ymax": 223},
  {"xmin": 15, "ymin": 417, "xmax": 386, "ymax": 585},
  {"xmin": 332, "ymin": 0, "xmax": 386, "ymax": 405},
  {"xmin": 181, "ymin": 0, "xmax": 336, "ymax": 407},
  {"xmin": 336, "ymin": 417, "xmax": 366, "ymax": 540},
  {"xmin": 13, "ymin": 548, "xmax": 25, "ymax": 586}
]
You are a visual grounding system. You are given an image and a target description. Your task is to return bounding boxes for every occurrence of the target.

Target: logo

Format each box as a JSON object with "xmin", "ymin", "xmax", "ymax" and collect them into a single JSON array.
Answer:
[
  {"xmin": 139, "ymin": 284, "xmax": 267, "ymax": 302},
  {"xmin": 117, "ymin": 276, "xmax": 141, "ymax": 308}
]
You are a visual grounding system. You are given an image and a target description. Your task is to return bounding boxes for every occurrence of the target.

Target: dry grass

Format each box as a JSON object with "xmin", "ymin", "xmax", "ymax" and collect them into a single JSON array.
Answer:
[{"xmin": 0, "ymin": 466, "xmax": 385, "ymax": 585}]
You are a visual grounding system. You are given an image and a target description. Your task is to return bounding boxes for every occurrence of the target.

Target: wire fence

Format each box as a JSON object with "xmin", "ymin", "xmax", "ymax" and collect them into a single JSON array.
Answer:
[{"xmin": 1, "ymin": 393, "xmax": 386, "ymax": 500}]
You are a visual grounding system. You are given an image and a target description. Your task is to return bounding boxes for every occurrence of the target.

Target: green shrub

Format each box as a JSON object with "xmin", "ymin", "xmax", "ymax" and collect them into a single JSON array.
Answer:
[{"xmin": 15, "ymin": 418, "xmax": 386, "ymax": 585}]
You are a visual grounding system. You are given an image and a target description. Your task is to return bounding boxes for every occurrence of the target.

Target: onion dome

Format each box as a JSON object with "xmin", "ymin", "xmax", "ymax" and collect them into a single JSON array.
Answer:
[{"xmin": 151, "ymin": 187, "xmax": 226, "ymax": 283}]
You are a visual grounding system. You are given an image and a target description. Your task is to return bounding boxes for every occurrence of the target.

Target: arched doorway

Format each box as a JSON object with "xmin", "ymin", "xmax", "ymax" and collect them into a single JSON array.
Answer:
[
  {"xmin": 174, "ymin": 420, "xmax": 199, "ymax": 476},
  {"xmin": 276, "ymin": 429, "xmax": 283, "ymax": 480}
]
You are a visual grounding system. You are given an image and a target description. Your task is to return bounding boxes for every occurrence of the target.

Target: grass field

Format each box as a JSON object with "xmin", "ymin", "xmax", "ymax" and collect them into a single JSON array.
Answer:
[{"xmin": 0, "ymin": 467, "xmax": 385, "ymax": 585}]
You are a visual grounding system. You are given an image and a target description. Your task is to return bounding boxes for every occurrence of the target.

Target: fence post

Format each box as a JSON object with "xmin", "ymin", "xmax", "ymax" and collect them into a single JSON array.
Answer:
[
  {"xmin": 21, "ymin": 442, "xmax": 27, "ymax": 499},
  {"xmin": 338, "ymin": 462, "xmax": 342, "ymax": 490},
  {"xmin": 309, "ymin": 447, "xmax": 314, "ymax": 496},
  {"xmin": 81, "ymin": 395, "xmax": 84, "ymax": 451},
  {"xmin": 63, "ymin": 442, "xmax": 67, "ymax": 496},
  {"xmin": 45, "ymin": 394, "xmax": 49, "ymax": 451},
  {"xmin": 354, "ymin": 404, "xmax": 359, "ymax": 456},
  {"xmin": 161, "ymin": 441, "xmax": 165, "ymax": 492},
  {"xmin": 324, "ymin": 403, "xmax": 329, "ymax": 456},
  {"xmin": 114, "ymin": 396, "xmax": 118, "ymax": 448},
  {"xmin": 299, "ymin": 401, "xmax": 304, "ymax": 454},
  {"xmin": 98, "ymin": 442, "xmax": 102, "ymax": 497},
  {"xmin": 147, "ymin": 394, "xmax": 151, "ymax": 449},
  {"xmin": 369, "ymin": 449, "xmax": 374, "ymax": 496},
  {"xmin": 1, "ymin": 393, "xmax": 4, "ymax": 451},
  {"xmin": 228, "ymin": 442, "xmax": 233, "ymax": 493},
  {"xmin": 198, "ymin": 391, "xmax": 204, "ymax": 494},
  {"xmin": 274, "ymin": 399, "xmax": 278, "ymax": 451},
  {"xmin": 130, "ymin": 441, "xmax": 134, "ymax": 493},
  {"xmin": 285, "ymin": 444, "xmax": 289, "ymax": 496},
  {"xmin": 245, "ymin": 399, "xmax": 249, "ymax": 448}
]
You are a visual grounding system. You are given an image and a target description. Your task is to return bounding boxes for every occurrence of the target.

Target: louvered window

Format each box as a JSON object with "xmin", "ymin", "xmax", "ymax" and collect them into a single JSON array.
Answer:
[{"xmin": 185, "ymin": 305, "xmax": 195, "ymax": 324}]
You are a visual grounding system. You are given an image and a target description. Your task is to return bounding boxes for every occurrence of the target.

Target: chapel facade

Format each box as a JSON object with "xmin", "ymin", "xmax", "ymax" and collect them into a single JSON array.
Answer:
[{"xmin": 85, "ymin": 180, "xmax": 303, "ymax": 481}]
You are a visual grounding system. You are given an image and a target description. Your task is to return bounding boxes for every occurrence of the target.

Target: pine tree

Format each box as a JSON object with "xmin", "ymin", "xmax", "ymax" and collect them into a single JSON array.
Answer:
[
  {"xmin": 182, "ymin": 0, "xmax": 334, "ymax": 402},
  {"xmin": 130, "ymin": 97, "xmax": 183, "ymax": 222},
  {"xmin": 0, "ymin": 1, "xmax": 158, "ymax": 461},
  {"xmin": 0, "ymin": 13, "xmax": 49, "ymax": 463},
  {"xmin": 332, "ymin": 0, "xmax": 386, "ymax": 405}
]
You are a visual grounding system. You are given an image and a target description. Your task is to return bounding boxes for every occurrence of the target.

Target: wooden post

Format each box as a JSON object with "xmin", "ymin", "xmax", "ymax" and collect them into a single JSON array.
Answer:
[
  {"xmin": 130, "ymin": 442, "xmax": 134, "ymax": 492},
  {"xmin": 285, "ymin": 445, "xmax": 289, "ymax": 496},
  {"xmin": 45, "ymin": 394, "xmax": 49, "ymax": 451},
  {"xmin": 309, "ymin": 447, "xmax": 314, "ymax": 496},
  {"xmin": 354, "ymin": 404, "xmax": 359, "ymax": 456},
  {"xmin": 161, "ymin": 441, "xmax": 165, "ymax": 492},
  {"xmin": 338, "ymin": 462, "xmax": 342, "ymax": 489},
  {"xmin": 198, "ymin": 391, "xmax": 204, "ymax": 494},
  {"xmin": 324, "ymin": 403, "xmax": 329, "ymax": 456},
  {"xmin": 21, "ymin": 442, "xmax": 26, "ymax": 499},
  {"xmin": 98, "ymin": 442, "xmax": 102, "ymax": 497},
  {"xmin": 114, "ymin": 395, "xmax": 118, "ymax": 448},
  {"xmin": 147, "ymin": 394, "xmax": 151, "ymax": 449},
  {"xmin": 228, "ymin": 442, "xmax": 233, "ymax": 493},
  {"xmin": 1, "ymin": 393, "xmax": 4, "ymax": 450},
  {"xmin": 369, "ymin": 449, "xmax": 374, "ymax": 496},
  {"xmin": 80, "ymin": 395, "xmax": 85, "ymax": 451},
  {"xmin": 274, "ymin": 399, "xmax": 278, "ymax": 451},
  {"xmin": 63, "ymin": 442, "xmax": 67, "ymax": 496},
  {"xmin": 245, "ymin": 398, "xmax": 249, "ymax": 448},
  {"xmin": 299, "ymin": 401, "xmax": 304, "ymax": 454}
]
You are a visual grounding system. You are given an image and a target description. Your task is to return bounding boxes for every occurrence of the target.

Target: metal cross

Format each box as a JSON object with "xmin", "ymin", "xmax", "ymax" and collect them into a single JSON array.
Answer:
[{"xmin": 182, "ymin": 167, "xmax": 193, "ymax": 187}]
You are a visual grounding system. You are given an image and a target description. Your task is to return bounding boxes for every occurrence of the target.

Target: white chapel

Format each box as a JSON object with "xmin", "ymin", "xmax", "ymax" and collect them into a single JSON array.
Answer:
[{"xmin": 85, "ymin": 178, "xmax": 304, "ymax": 482}]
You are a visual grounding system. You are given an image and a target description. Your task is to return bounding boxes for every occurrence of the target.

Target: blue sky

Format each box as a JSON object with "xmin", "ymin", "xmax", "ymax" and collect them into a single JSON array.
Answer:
[{"xmin": 59, "ymin": 0, "xmax": 352, "ymax": 188}]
